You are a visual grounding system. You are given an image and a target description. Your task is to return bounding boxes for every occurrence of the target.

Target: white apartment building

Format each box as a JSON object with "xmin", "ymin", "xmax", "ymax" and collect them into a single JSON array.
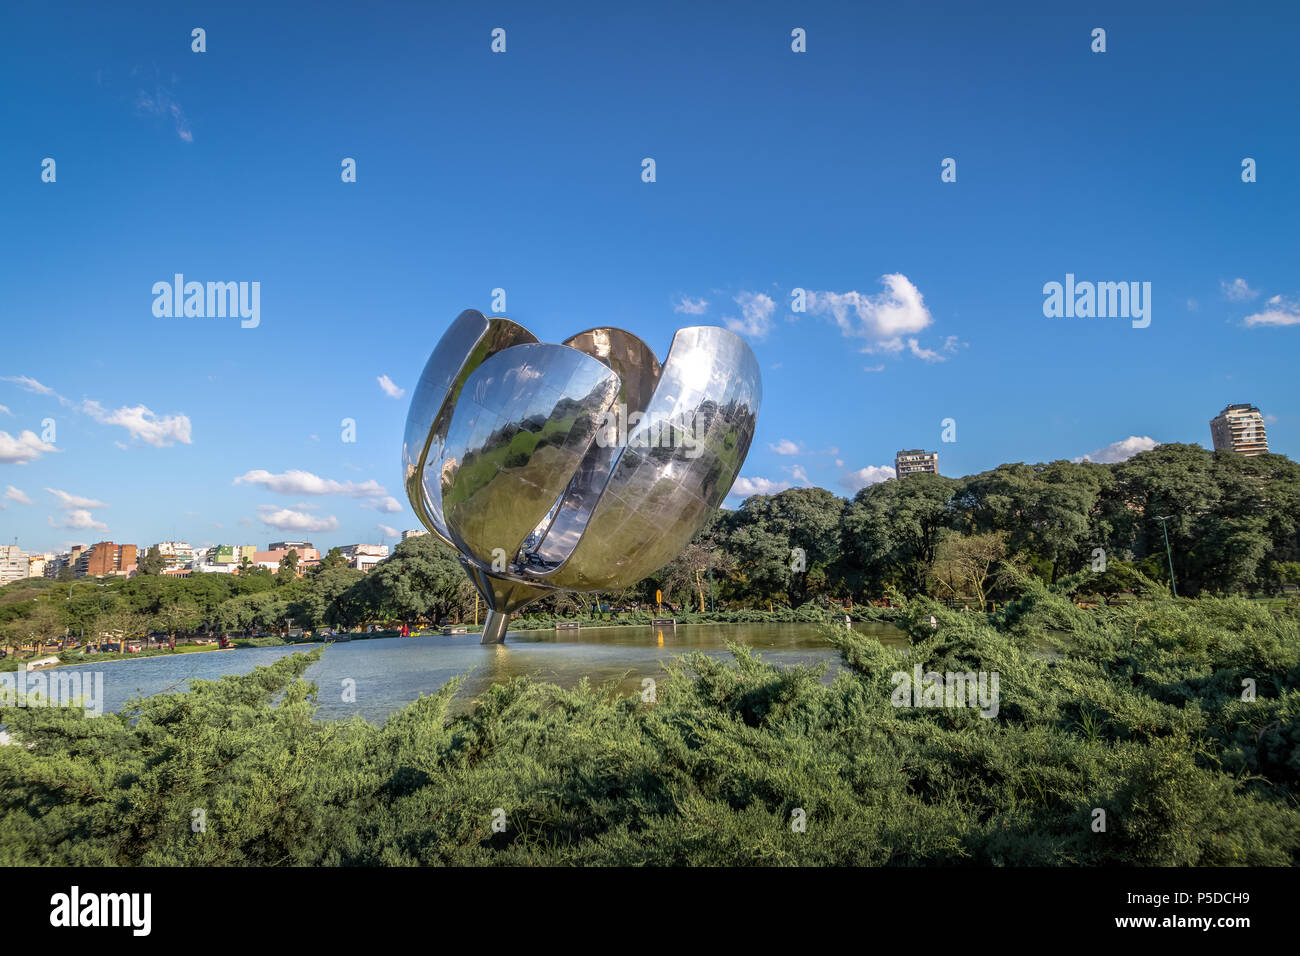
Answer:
[
  {"xmin": 894, "ymin": 449, "xmax": 939, "ymax": 479},
  {"xmin": 1210, "ymin": 404, "xmax": 1269, "ymax": 456},
  {"xmin": 0, "ymin": 545, "xmax": 28, "ymax": 584}
]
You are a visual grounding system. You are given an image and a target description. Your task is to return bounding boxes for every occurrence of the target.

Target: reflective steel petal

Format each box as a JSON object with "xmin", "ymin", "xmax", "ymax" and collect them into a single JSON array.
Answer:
[
  {"xmin": 438, "ymin": 342, "xmax": 622, "ymax": 566},
  {"xmin": 520, "ymin": 328, "xmax": 664, "ymax": 571},
  {"xmin": 530, "ymin": 325, "xmax": 761, "ymax": 591},
  {"xmin": 401, "ymin": 309, "xmax": 536, "ymax": 546}
]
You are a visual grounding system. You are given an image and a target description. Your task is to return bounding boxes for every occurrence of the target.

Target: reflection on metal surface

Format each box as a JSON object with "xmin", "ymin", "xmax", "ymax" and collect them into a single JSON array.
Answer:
[{"xmin": 403, "ymin": 312, "xmax": 761, "ymax": 643}]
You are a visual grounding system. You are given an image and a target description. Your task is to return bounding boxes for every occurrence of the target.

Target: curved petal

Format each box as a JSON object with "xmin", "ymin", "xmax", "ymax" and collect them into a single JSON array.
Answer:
[
  {"xmin": 438, "ymin": 342, "xmax": 622, "ymax": 568},
  {"xmin": 519, "ymin": 328, "xmax": 663, "ymax": 570},
  {"xmin": 530, "ymin": 325, "xmax": 761, "ymax": 590},
  {"xmin": 401, "ymin": 309, "xmax": 536, "ymax": 546}
]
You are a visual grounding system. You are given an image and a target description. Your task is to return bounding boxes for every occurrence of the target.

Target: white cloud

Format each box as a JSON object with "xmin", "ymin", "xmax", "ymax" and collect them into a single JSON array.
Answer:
[
  {"xmin": 361, "ymin": 496, "xmax": 404, "ymax": 514},
  {"xmin": 235, "ymin": 469, "xmax": 387, "ymax": 498},
  {"xmin": 806, "ymin": 274, "xmax": 934, "ymax": 353},
  {"xmin": 82, "ymin": 401, "xmax": 192, "ymax": 446},
  {"xmin": 257, "ymin": 508, "xmax": 340, "ymax": 532},
  {"xmin": 377, "ymin": 374, "xmax": 406, "ymax": 399},
  {"xmin": 47, "ymin": 488, "xmax": 108, "ymax": 509},
  {"xmin": 788, "ymin": 464, "xmax": 811, "ymax": 485},
  {"xmin": 5, "ymin": 486, "xmax": 33, "ymax": 505},
  {"xmin": 0, "ymin": 430, "xmax": 57, "ymax": 464},
  {"xmin": 839, "ymin": 465, "xmax": 895, "ymax": 492},
  {"xmin": 729, "ymin": 476, "xmax": 792, "ymax": 497},
  {"xmin": 1244, "ymin": 295, "xmax": 1300, "ymax": 327},
  {"xmin": 864, "ymin": 364, "xmax": 885, "ymax": 373},
  {"xmin": 1075, "ymin": 436, "xmax": 1159, "ymax": 464},
  {"xmin": 1221, "ymin": 278, "xmax": 1258, "ymax": 301},
  {"xmin": 377, "ymin": 523, "xmax": 399, "ymax": 538},
  {"xmin": 0, "ymin": 405, "xmax": 9, "ymax": 416},
  {"xmin": 672, "ymin": 296, "xmax": 709, "ymax": 315},
  {"xmin": 54, "ymin": 509, "xmax": 108, "ymax": 531},
  {"xmin": 724, "ymin": 292, "xmax": 777, "ymax": 341},
  {"xmin": 769, "ymin": 439, "xmax": 800, "ymax": 455}
]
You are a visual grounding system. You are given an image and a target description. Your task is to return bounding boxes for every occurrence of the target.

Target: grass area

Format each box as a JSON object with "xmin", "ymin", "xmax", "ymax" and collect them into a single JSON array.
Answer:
[{"xmin": 2, "ymin": 582, "xmax": 1296, "ymax": 866}]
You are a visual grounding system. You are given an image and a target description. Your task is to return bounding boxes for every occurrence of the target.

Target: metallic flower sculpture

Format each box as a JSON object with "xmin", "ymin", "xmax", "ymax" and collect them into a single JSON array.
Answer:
[{"xmin": 402, "ymin": 309, "xmax": 762, "ymax": 643}]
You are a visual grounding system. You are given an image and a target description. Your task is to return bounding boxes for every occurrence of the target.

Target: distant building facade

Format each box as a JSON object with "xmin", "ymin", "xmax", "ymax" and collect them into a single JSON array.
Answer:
[
  {"xmin": 269, "ymin": 541, "xmax": 314, "ymax": 552},
  {"xmin": 400, "ymin": 529, "xmax": 427, "ymax": 541},
  {"xmin": 1210, "ymin": 404, "xmax": 1269, "ymax": 456},
  {"xmin": 151, "ymin": 541, "xmax": 195, "ymax": 571},
  {"xmin": 339, "ymin": 544, "xmax": 389, "ymax": 572},
  {"xmin": 0, "ymin": 545, "xmax": 28, "ymax": 584},
  {"xmin": 894, "ymin": 449, "xmax": 939, "ymax": 479},
  {"xmin": 76, "ymin": 541, "xmax": 138, "ymax": 577}
]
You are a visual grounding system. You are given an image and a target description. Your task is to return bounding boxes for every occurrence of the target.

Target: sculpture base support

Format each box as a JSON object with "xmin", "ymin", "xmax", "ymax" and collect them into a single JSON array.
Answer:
[{"xmin": 480, "ymin": 610, "xmax": 510, "ymax": 644}]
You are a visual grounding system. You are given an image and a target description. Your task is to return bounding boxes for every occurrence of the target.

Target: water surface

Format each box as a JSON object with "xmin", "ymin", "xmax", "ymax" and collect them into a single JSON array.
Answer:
[{"xmin": 42, "ymin": 621, "xmax": 907, "ymax": 723}]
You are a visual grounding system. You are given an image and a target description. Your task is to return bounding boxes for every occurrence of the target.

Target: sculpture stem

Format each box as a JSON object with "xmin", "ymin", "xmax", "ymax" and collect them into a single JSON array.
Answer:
[{"xmin": 480, "ymin": 610, "xmax": 510, "ymax": 645}]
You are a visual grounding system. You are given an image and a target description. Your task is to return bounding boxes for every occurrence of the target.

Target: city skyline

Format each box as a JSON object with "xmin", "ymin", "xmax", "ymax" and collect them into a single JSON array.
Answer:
[{"xmin": 2, "ymin": 3, "xmax": 1298, "ymax": 554}]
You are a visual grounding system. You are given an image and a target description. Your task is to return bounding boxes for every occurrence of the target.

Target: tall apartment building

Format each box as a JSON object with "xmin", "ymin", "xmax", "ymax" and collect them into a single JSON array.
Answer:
[
  {"xmin": 0, "ymin": 544, "xmax": 28, "ymax": 584},
  {"xmin": 1210, "ymin": 404, "xmax": 1269, "ymax": 456},
  {"xmin": 75, "ymin": 541, "xmax": 138, "ymax": 577},
  {"xmin": 269, "ymin": 541, "xmax": 314, "ymax": 552},
  {"xmin": 894, "ymin": 449, "xmax": 939, "ymax": 479},
  {"xmin": 400, "ymin": 529, "xmax": 427, "ymax": 541}
]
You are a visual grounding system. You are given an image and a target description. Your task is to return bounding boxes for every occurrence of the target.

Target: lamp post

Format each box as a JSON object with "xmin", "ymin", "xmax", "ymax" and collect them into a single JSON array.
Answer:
[{"xmin": 1154, "ymin": 515, "xmax": 1178, "ymax": 597}]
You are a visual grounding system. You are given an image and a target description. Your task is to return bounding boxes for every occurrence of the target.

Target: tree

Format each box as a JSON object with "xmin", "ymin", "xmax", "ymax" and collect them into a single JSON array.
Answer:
[
  {"xmin": 362, "ymin": 536, "xmax": 471, "ymax": 626},
  {"xmin": 276, "ymin": 549, "xmax": 300, "ymax": 585},
  {"xmin": 137, "ymin": 546, "xmax": 166, "ymax": 576},
  {"xmin": 153, "ymin": 599, "xmax": 200, "ymax": 649},
  {"xmin": 841, "ymin": 474, "xmax": 960, "ymax": 598},
  {"xmin": 3, "ymin": 601, "xmax": 65, "ymax": 655},
  {"xmin": 317, "ymin": 547, "xmax": 348, "ymax": 572},
  {"xmin": 99, "ymin": 609, "xmax": 149, "ymax": 657},
  {"xmin": 930, "ymin": 532, "xmax": 1009, "ymax": 610}
]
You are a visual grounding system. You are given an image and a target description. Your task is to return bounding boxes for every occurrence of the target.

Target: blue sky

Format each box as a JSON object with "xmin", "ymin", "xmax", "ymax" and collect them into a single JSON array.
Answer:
[{"xmin": 1, "ymin": 1, "xmax": 1297, "ymax": 554}]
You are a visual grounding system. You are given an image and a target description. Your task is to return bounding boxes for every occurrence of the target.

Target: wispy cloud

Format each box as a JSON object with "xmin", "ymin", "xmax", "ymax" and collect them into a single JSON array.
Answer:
[
  {"xmin": 723, "ymin": 292, "xmax": 777, "ymax": 341},
  {"xmin": 377, "ymin": 523, "xmax": 399, "ymax": 539},
  {"xmin": 672, "ymin": 295, "xmax": 709, "ymax": 315},
  {"xmin": 4, "ymin": 486, "xmax": 33, "ymax": 505},
  {"xmin": 3, "ymin": 376, "xmax": 192, "ymax": 447},
  {"xmin": 1221, "ymin": 278, "xmax": 1258, "ymax": 301},
  {"xmin": 377, "ymin": 374, "xmax": 406, "ymax": 399},
  {"xmin": 769, "ymin": 439, "xmax": 800, "ymax": 455},
  {"xmin": 47, "ymin": 488, "xmax": 108, "ymax": 509},
  {"xmin": 135, "ymin": 85, "xmax": 193, "ymax": 142}
]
